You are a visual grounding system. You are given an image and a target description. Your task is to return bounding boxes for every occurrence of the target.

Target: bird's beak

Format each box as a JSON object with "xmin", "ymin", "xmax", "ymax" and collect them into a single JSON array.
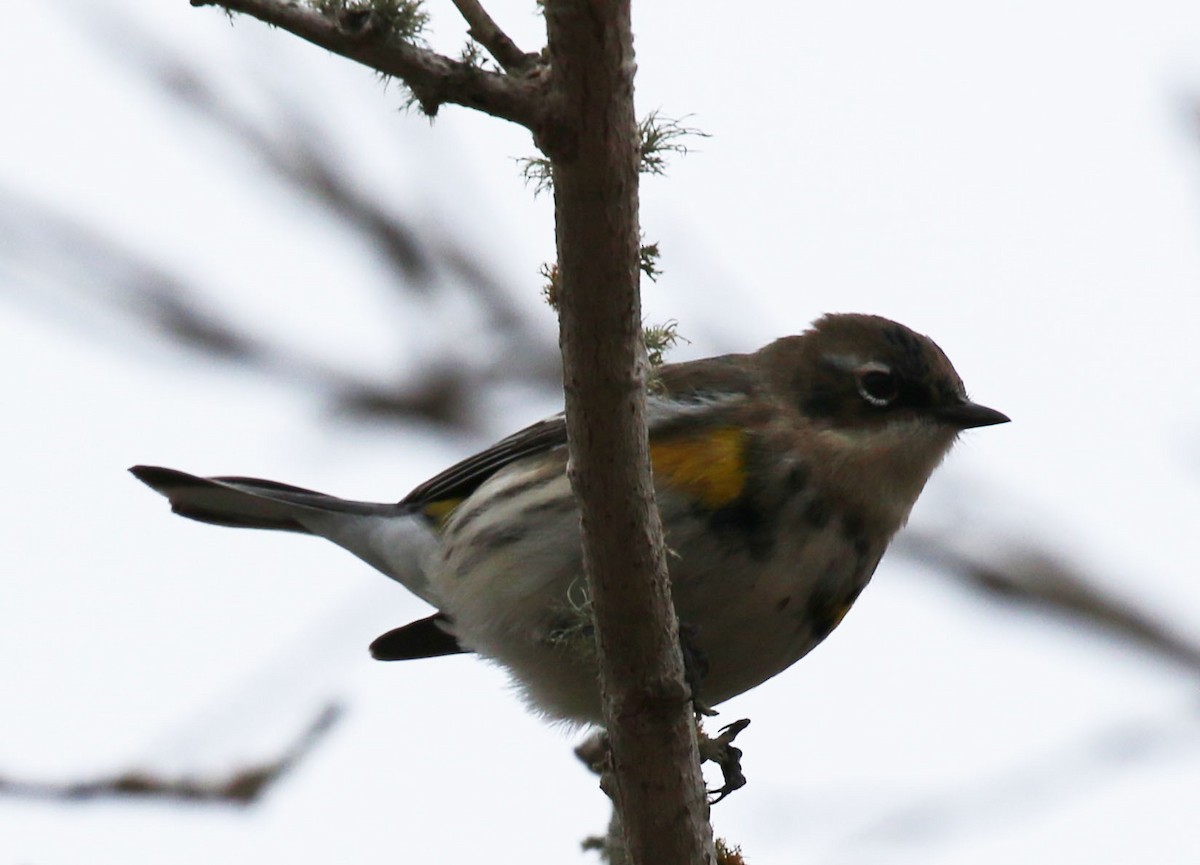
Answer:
[{"xmin": 934, "ymin": 400, "xmax": 1011, "ymax": 429}]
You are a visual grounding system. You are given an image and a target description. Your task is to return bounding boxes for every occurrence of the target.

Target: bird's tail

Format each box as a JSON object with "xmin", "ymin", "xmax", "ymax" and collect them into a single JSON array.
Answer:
[{"xmin": 129, "ymin": 466, "xmax": 440, "ymax": 605}]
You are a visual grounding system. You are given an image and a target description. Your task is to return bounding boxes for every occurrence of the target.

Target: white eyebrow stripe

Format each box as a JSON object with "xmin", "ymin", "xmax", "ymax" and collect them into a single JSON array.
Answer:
[{"xmin": 824, "ymin": 354, "xmax": 893, "ymax": 374}]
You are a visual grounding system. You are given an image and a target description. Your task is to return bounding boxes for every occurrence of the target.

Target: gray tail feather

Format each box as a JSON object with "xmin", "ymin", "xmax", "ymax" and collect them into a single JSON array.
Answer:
[
  {"xmin": 129, "ymin": 465, "xmax": 403, "ymax": 532},
  {"xmin": 130, "ymin": 465, "xmax": 440, "ymax": 604}
]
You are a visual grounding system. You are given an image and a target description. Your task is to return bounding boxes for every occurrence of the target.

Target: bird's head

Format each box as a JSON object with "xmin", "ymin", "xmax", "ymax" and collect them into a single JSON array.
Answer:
[{"xmin": 759, "ymin": 313, "xmax": 1009, "ymax": 514}]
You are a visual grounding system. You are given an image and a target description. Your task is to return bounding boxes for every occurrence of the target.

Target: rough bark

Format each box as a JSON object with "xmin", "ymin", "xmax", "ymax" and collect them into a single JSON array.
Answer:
[
  {"xmin": 190, "ymin": 0, "xmax": 547, "ymax": 126},
  {"xmin": 543, "ymin": 2, "xmax": 715, "ymax": 863}
]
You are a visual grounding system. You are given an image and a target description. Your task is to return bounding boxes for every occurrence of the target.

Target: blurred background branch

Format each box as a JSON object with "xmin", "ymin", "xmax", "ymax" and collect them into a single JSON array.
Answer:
[
  {"xmin": 0, "ymin": 703, "xmax": 343, "ymax": 806},
  {"xmin": 897, "ymin": 531, "xmax": 1200, "ymax": 678},
  {"xmin": 3, "ymin": 2, "xmax": 1198, "ymax": 862}
]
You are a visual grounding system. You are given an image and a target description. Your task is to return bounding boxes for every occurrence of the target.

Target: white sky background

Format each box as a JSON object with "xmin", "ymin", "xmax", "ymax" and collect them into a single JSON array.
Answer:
[{"xmin": 2, "ymin": 0, "xmax": 1200, "ymax": 863}]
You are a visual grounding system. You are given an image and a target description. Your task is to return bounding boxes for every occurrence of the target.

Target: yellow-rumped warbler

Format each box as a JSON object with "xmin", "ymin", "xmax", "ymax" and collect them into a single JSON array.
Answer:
[{"xmin": 132, "ymin": 313, "xmax": 1007, "ymax": 725}]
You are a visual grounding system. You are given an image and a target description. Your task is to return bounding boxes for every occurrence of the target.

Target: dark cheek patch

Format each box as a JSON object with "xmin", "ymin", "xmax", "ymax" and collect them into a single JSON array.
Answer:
[{"xmin": 801, "ymin": 391, "xmax": 841, "ymax": 420}]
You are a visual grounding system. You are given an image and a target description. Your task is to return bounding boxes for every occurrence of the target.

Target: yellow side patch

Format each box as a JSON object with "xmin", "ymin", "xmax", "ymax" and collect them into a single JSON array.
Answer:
[
  {"xmin": 421, "ymin": 497, "xmax": 464, "ymax": 528},
  {"xmin": 650, "ymin": 427, "xmax": 746, "ymax": 509}
]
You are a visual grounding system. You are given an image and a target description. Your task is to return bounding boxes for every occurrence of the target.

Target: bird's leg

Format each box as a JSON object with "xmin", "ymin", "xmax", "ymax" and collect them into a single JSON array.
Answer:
[
  {"xmin": 576, "ymin": 720, "xmax": 751, "ymax": 805},
  {"xmin": 678, "ymin": 622, "xmax": 718, "ymax": 718},
  {"xmin": 699, "ymin": 718, "xmax": 751, "ymax": 804},
  {"xmin": 678, "ymin": 622, "xmax": 751, "ymax": 801},
  {"xmin": 577, "ymin": 624, "xmax": 750, "ymax": 804}
]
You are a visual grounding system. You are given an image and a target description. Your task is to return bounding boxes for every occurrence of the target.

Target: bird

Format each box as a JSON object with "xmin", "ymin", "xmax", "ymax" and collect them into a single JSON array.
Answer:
[{"xmin": 131, "ymin": 313, "xmax": 1008, "ymax": 730}]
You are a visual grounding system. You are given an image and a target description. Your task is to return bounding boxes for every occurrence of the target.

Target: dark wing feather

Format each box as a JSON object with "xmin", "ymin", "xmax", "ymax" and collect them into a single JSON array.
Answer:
[
  {"xmin": 396, "ymin": 352, "xmax": 758, "ymax": 512},
  {"xmin": 399, "ymin": 415, "xmax": 567, "ymax": 509}
]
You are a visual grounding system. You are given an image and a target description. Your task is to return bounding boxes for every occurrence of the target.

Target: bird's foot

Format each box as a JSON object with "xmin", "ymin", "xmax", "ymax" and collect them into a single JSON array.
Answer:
[
  {"xmin": 699, "ymin": 718, "xmax": 751, "ymax": 804},
  {"xmin": 576, "ymin": 717, "xmax": 751, "ymax": 804}
]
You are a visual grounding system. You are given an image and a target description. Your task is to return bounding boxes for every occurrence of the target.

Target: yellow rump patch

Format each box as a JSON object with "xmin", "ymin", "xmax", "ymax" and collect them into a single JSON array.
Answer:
[
  {"xmin": 421, "ymin": 497, "xmax": 464, "ymax": 528},
  {"xmin": 650, "ymin": 426, "xmax": 746, "ymax": 509}
]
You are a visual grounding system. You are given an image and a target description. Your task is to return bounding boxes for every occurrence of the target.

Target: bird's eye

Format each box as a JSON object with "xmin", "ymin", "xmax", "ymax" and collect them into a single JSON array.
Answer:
[{"xmin": 857, "ymin": 369, "xmax": 899, "ymax": 407}]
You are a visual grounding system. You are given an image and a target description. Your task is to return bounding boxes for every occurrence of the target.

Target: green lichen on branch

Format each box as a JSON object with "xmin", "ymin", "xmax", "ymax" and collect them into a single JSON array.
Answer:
[
  {"xmin": 541, "ymin": 258, "xmax": 682, "ymax": 369},
  {"xmin": 638, "ymin": 110, "xmax": 709, "ymax": 176},
  {"xmin": 528, "ymin": 110, "xmax": 693, "ymax": 372},
  {"xmin": 643, "ymin": 319, "xmax": 683, "ymax": 369},
  {"xmin": 517, "ymin": 110, "xmax": 708, "ymax": 194},
  {"xmin": 639, "ymin": 241, "xmax": 662, "ymax": 283},
  {"xmin": 715, "ymin": 838, "xmax": 747, "ymax": 865},
  {"xmin": 458, "ymin": 41, "xmax": 503, "ymax": 73},
  {"xmin": 539, "ymin": 261, "xmax": 560, "ymax": 309},
  {"xmin": 516, "ymin": 155, "xmax": 554, "ymax": 197},
  {"xmin": 459, "ymin": 40, "xmax": 484, "ymax": 65},
  {"xmin": 542, "ymin": 243, "xmax": 661, "ymax": 309},
  {"xmin": 309, "ymin": 0, "xmax": 429, "ymax": 40}
]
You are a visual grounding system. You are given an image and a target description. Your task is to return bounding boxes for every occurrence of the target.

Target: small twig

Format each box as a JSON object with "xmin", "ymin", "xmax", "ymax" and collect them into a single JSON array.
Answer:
[
  {"xmin": 189, "ymin": 0, "xmax": 546, "ymax": 125},
  {"xmin": 77, "ymin": 2, "xmax": 553, "ymax": 350},
  {"xmin": 0, "ymin": 190, "xmax": 487, "ymax": 428},
  {"xmin": 898, "ymin": 531, "xmax": 1200, "ymax": 676},
  {"xmin": 0, "ymin": 703, "xmax": 344, "ymax": 806},
  {"xmin": 449, "ymin": 0, "xmax": 537, "ymax": 73}
]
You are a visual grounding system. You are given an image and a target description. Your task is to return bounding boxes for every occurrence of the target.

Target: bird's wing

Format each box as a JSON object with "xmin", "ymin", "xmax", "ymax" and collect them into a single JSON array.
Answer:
[
  {"xmin": 399, "ymin": 353, "xmax": 760, "ymax": 522},
  {"xmin": 399, "ymin": 414, "xmax": 569, "ymax": 520}
]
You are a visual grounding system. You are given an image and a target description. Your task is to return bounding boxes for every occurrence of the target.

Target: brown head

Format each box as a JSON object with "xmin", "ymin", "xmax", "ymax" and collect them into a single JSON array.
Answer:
[
  {"xmin": 759, "ymin": 313, "xmax": 1008, "ymax": 431},
  {"xmin": 756, "ymin": 313, "xmax": 1009, "ymax": 521}
]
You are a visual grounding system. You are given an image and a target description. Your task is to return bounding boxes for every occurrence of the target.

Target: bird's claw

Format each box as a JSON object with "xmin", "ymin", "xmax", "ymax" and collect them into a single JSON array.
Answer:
[{"xmin": 700, "ymin": 718, "xmax": 750, "ymax": 804}]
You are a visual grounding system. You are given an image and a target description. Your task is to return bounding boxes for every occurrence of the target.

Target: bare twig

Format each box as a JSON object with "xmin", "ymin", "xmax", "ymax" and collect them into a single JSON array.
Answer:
[
  {"xmin": 898, "ymin": 531, "xmax": 1200, "ymax": 676},
  {"xmin": 71, "ymin": 1, "xmax": 558, "ymax": 363},
  {"xmin": 0, "ymin": 190, "xmax": 487, "ymax": 428},
  {"xmin": 190, "ymin": 0, "xmax": 547, "ymax": 125},
  {"xmin": 0, "ymin": 703, "xmax": 343, "ymax": 805},
  {"xmin": 449, "ymin": 0, "xmax": 538, "ymax": 73}
]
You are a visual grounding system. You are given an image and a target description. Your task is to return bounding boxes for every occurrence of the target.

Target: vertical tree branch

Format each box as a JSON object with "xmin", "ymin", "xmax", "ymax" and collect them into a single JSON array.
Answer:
[
  {"xmin": 180, "ymin": 0, "xmax": 712, "ymax": 858},
  {"xmin": 542, "ymin": 2, "xmax": 715, "ymax": 863}
]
